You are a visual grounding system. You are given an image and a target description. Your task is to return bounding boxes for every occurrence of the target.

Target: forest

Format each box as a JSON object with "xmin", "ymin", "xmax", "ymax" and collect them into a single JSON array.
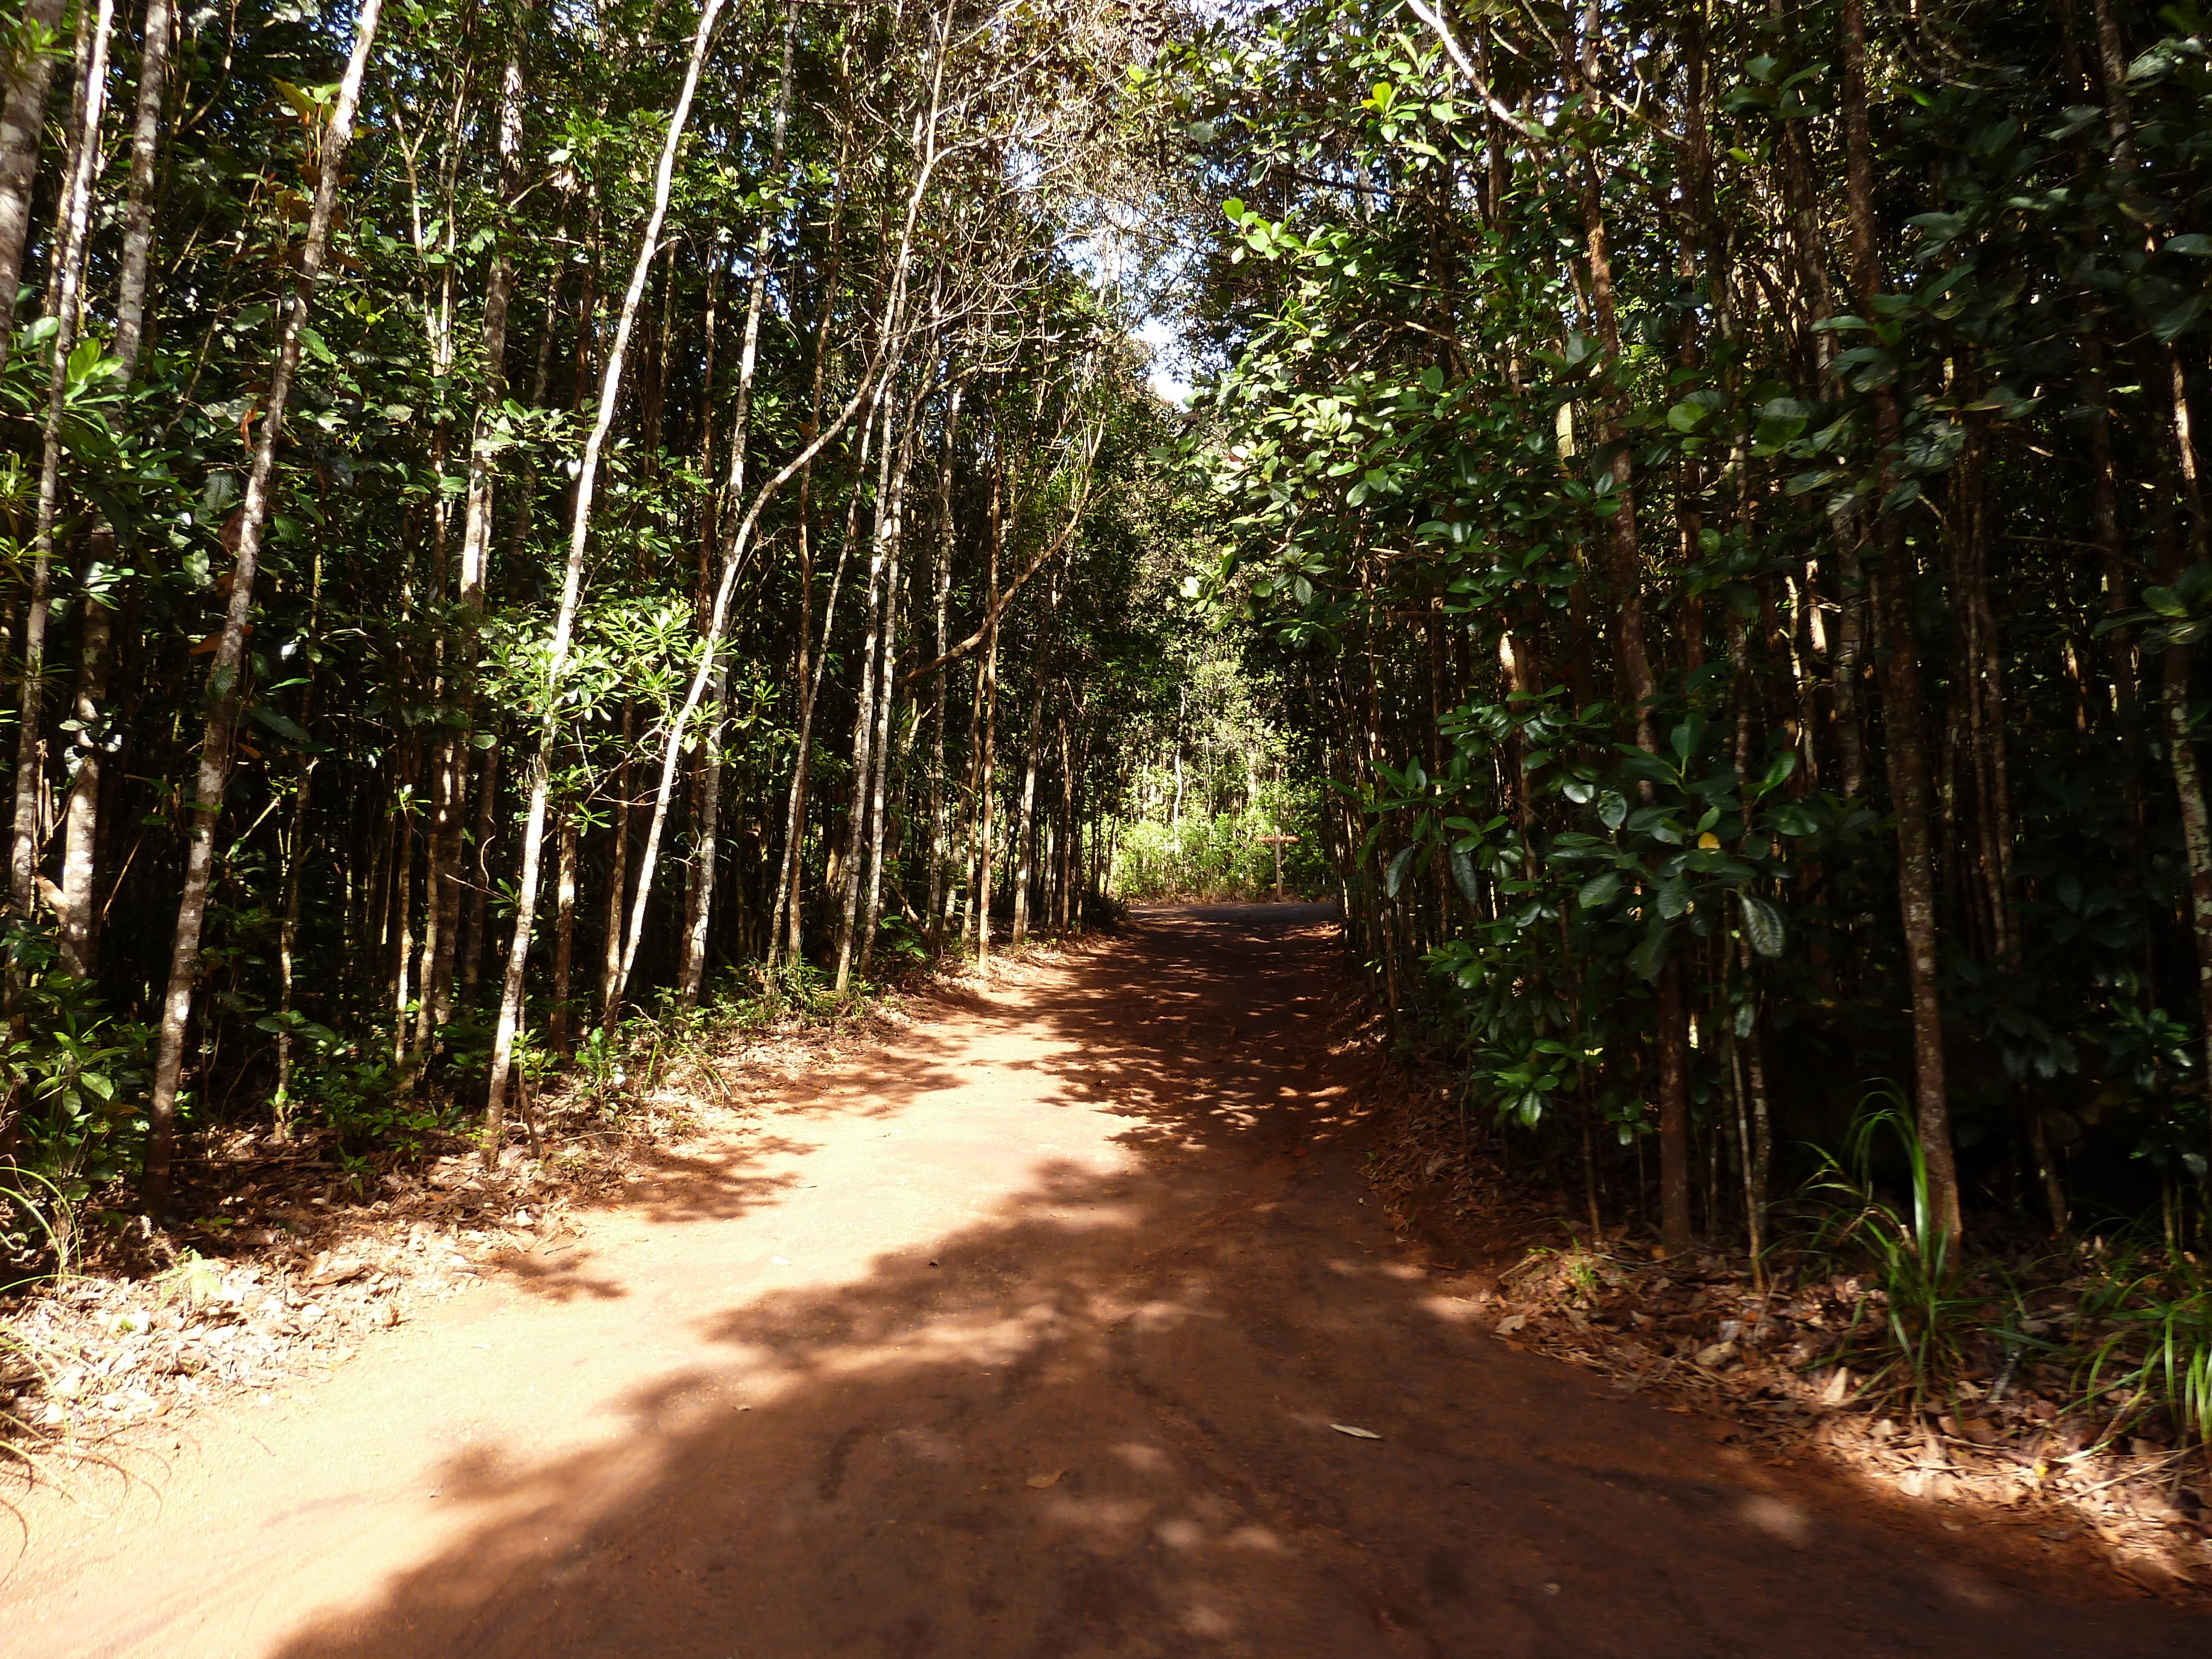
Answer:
[
  {"xmin": 1171, "ymin": 0, "xmax": 2212, "ymax": 1271},
  {"xmin": 0, "ymin": 0, "xmax": 2209, "ymax": 1458},
  {"xmin": 0, "ymin": 0, "xmax": 1210, "ymax": 1251}
]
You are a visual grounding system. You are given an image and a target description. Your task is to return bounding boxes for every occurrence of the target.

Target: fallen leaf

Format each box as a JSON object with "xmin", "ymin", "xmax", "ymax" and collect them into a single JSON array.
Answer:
[
  {"xmin": 1025, "ymin": 1470, "xmax": 1062, "ymax": 1489},
  {"xmin": 311, "ymin": 1256, "xmax": 366, "ymax": 1286},
  {"xmin": 1493, "ymin": 1313, "xmax": 1528, "ymax": 1337},
  {"xmin": 1331, "ymin": 1423, "xmax": 1382, "ymax": 1440}
]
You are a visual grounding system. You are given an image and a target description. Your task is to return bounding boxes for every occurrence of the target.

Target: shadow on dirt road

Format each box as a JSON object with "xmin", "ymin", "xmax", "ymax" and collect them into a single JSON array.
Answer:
[{"xmin": 219, "ymin": 907, "xmax": 2206, "ymax": 1655}]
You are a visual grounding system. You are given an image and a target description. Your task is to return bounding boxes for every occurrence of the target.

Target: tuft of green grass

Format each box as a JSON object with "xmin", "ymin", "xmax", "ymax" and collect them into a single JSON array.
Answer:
[
  {"xmin": 1805, "ymin": 1088, "xmax": 1984, "ymax": 1412},
  {"xmin": 2077, "ymin": 1249, "xmax": 2212, "ymax": 1456}
]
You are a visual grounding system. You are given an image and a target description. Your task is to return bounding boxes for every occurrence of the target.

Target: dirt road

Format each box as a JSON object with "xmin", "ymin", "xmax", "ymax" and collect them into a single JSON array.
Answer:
[{"xmin": 4, "ymin": 905, "xmax": 2200, "ymax": 1656}]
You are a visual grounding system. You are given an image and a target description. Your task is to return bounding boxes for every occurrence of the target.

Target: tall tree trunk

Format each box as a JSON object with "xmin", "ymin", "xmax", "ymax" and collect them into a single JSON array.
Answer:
[
  {"xmin": 1009, "ymin": 581, "xmax": 1057, "ymax": 947},
  {"xmin": 549, "ymin": 805, "xmax": 578, "ymax": 1056},
  {"xmin": 1574, "ymin": 0, "xmax": 1685, "ymax": 1252},
  {"xmin": 962, "ymin": 460, "xmax": 1004, "ymax": 953},
  {"xmin": 13, "ymin": 0, "xmax": 116, "ymax": 922},
  {"xmin": 111, "ymin": 0, "xmax": 173, "ymax": 375},
  {"xmin": 925, "ymin": 382, "xmax": 963, "ymax": 940},
  {"xmin": 858, "ymin": 413, "xmax": 924, "ymax": 974},
  {"xmin": 598, "ymin": 700, "xmax": 637, "ymax": 1036},
  {"xmin": 972, "ymin": 580, "xmax": 1003, "ymax": 965},
  {"xmin": 484, "ymin": 0, "xmax": 729, "ymax": 1152},
  {"xmin": 833, "ymin": 382, "xmax": 904, "ymax": 992},
  {"xmin": 417, "ymin": 1, "xmax": 530, "ymax": 1053},
  {"xmin": 1840, "ymin": 0, "xmax": 1961, "ymax": 1240},
  {"xmin": 461, "ymin": 738, "xmax": 499, "ymax": 1003},
  {"xmin": 775, "ymin": 408, "xmax": 868, "ymax": 967},
  {"xmin": 0, "ymin": 0, "xmax": 67, "ymax": 379},
  {"xmin": 618, "ymin": 0, "xmax": 941, "ymax": 1012},
  {"xmin": 142, "ymin": 0, "xmax": 385, "ymax": 1214},
  {"xmin": 679, "ymin": 0, "xmax": 798, "ymax": 1006},
  {"xmin": 53, "ymin": 559, "xmax": 109, "ymax": 977}
]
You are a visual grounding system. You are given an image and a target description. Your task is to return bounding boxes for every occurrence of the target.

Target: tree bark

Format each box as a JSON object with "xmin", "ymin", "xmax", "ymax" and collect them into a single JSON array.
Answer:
[
  {"xmin": 485, "ymin": 0, "xmax": 729, "ymax": 1151},
  {"xmin": 111, "ymin": 0, "xmax": 174, "ymax": 376},
  {"xmin": 1009, "ymin": 580, "xmax": 1057, "ymax": 946},
  {"xmin": 143, "ymin": 0, "xmax": 385, "ymax": 1214},
  {"xmin": 858, "ymin": 410, "xmax": 925, "ymax": 975},
  {"xmin": 0, "ymin": 0, "xmax": 67, "ymax": 379},
  {"xmin": 679, "ymin": 0, "xmax": 798, "ymax": 1006},
  {"xmin": 1839, "ymin": 0, "xmax": 1961, "ymax": 1240},
  {"xmin": 925, "ymin": 382, "xmax": 963, "ymax": 940},
  {"xmin": 13, "ymin": 0, "xmax": 116, "ymax": 922}
]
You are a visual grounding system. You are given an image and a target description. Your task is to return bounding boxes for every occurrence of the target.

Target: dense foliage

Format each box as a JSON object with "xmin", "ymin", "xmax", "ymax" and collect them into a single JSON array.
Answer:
[
  {"xmin": 1166, "ymin": 0, "xmax": 2212, "ymax": 1259},
  {"xmin": 0, "ymin": 0, "xmax": 1203, "ymax": 1251}
]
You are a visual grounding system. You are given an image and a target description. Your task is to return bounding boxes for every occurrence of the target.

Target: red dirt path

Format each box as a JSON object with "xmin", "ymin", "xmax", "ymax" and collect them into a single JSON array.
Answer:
[{"xmin": 3, "ymin": 904, "xmax": 2201, "ymax": 1656}]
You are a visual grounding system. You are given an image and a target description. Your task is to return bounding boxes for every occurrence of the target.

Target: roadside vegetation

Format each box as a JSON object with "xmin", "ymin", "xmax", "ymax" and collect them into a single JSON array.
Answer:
[{"xmin": 1164, "ymin": 0, "xmax": 2212, "ymax": 1558}]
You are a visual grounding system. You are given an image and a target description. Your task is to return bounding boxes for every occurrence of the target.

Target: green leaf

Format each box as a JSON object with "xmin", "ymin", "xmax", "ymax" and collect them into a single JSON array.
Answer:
[
  {"xmin": 1596, "ymin": 790, "xmax": 1628, "ymax": 831},
  {"xmin": 1768, "ymin": 801, "xmax": 1821, "ymax": 838},
  {"xmin": 248, "ymin": 705, "xmax": 310, "ymax": 743},
  {"xmin": 1577, "ymin": 870, "xmax": 1622, "ymax": 909},
  {"xmin": 2154, "ymin": 294, "xmax": 2206, "ymax": 343},
  {"xmin": 2166, "ymin": 234, "xmax": 2212, "ymax": 257},
  {"xmin": 1740, "ymin": 893, "xmax": 1786, "ymax": 958},
  {"xmin": 1385, "ymin": 844, "xmax": 1416, "ymax": 899},
  {"xmin": 1450, "ymin": 847, "xmax": 1481, "ymax": 904}
]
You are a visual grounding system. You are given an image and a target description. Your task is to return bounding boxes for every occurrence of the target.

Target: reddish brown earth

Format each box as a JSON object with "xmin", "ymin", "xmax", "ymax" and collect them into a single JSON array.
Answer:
[{"xmin": 3, "ymin": 904, "xmax": 2204, "ymax": 1656}]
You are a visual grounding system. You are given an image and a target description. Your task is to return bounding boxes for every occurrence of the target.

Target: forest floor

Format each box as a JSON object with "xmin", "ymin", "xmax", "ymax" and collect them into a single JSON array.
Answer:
[{"xmin": 2, "ymin": 903, "xmax": 2207, "ymax": 1656}]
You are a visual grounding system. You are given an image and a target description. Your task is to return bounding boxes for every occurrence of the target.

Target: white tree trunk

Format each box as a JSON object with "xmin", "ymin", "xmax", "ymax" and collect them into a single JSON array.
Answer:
[
  {"xmin": 483, "ymin": 0, "xmax": 730, "ymax": 1152},
  {"xmin": 12, "ymin": 0, "xmax": 116, "ymax": 921}
]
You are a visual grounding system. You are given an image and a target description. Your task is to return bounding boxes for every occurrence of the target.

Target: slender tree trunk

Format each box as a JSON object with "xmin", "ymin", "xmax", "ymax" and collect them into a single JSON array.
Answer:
[
  {"xmin": 111, "ymin": 0, "xmax": 173, "ymax": 374},
  {"xmin": 617, "ymin": 0, "xmax": 938, "ymax": 1013},
  {"xmin": 484, "ymin": 0, "xmax": 728, "ymax": 1151},
  {"xmin": 0, "ymin": 0, "xmax": 67, "ymax": 379},
  {"xmin": 599, "ymin": 701, "xmax": 637, "ymax": 1036},
  {"xmin": 1010, "ymin": 582, "xmax": 1057, "ymax": 947},
  {"xmin": 833, "ymin": 382, "xmax": 904, "ymax": 992},
  {"xmin": 963, "ymin": 460, "xmax": 1004, "ymax": 953},
  {"xmin": 972, "ymin": 581, "xmax": 1003, "ymax": 966},
  {"xmin": 858, "ymin": 413, "xmax": 924, "ymax": 975},
  {"xmin": 417, "ymin": 3, "xmax": 529, "ymax": 1050},
  {"xmin": 142, "ymin": 0, "xmax": 384, "ymax": 1214},
  {"xmin": 54, "ymin": 539, "xmax": 111, "ymax": 976},
  {"xmin": 13, "ymin": 0, "xmax": 116, "ymax": 922},
  {"xmin": 1840, "ymin": 0, "xmax": 1961, "ymax": 1240},
  {"xmin": 461, "ymin": 738, "xmax": 499, "ymax": 1003},
  {"xmin": 925, "ymin": 382, "xmax": 962, "ymax": 941},
  {"xmin": 679, "ymin": 0, "xmax": 798, "ymax": 1006},
  {"xmin": 549, "ymin": 806, "xmax": 578, "ymax": 1056},
  {"xmin": 778, "ymin": 404, "xmax": 870, "ymax": 965},
  {"xmin": 273, "ymin": 755, "xmax": 315, "ymax": 1128}
]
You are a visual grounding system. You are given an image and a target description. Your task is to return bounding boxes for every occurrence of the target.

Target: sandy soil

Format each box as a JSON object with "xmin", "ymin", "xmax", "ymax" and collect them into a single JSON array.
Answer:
[{"xmin": 2, "ymin": 904, "xmax": 2202, "ymax": 1657}]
